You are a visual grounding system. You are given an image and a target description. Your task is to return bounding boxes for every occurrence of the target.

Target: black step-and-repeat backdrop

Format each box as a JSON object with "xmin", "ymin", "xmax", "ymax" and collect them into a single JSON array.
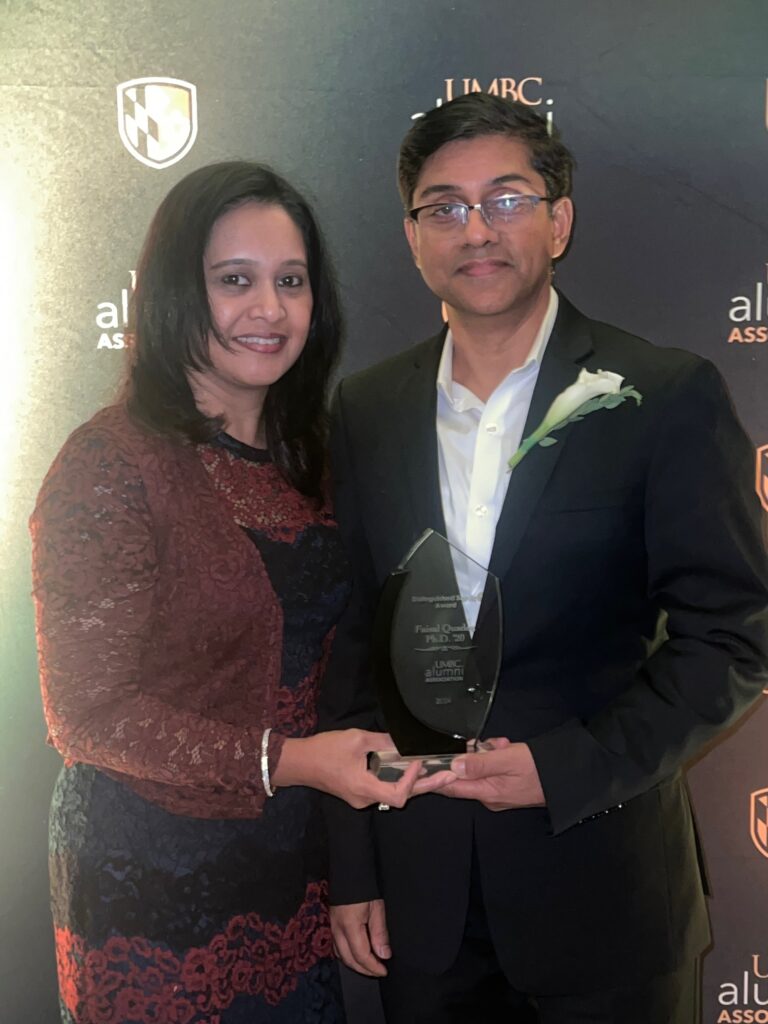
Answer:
[{"xmin": 2, "ymin": 2, "xmax": 767, "ymax": 1020}]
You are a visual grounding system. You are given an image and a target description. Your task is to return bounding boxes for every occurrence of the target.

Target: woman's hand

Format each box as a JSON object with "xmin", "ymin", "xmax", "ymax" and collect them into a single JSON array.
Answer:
[{"xmin": 272, "ymin": 730, "xmax": 430, "ymax": 809}]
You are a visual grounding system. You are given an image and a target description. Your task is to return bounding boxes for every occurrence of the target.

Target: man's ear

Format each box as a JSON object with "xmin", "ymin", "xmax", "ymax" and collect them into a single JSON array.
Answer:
[
  {"xmin": 404, "ymin": 216, "xmax": 421, "ymax": 268},
  {"xmin": 550, "ymin": 197, "xmax": 574, "ymax": 260}
]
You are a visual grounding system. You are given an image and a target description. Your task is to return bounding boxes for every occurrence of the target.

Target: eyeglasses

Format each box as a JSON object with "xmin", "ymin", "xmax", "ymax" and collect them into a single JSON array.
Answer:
[{"xmin": 409, "ymin": 194, "xmax": 555, "ymax": 230}]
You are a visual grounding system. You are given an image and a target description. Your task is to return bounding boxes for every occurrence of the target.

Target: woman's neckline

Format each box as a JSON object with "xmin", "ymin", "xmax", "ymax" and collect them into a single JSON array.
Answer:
[{"xmin": 213, "ymin": 431, "xmax": 272, "ymax": 463}]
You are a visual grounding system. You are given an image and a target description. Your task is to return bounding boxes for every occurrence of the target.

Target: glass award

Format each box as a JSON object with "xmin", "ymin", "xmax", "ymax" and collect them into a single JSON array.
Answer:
[{"xmin": 369, "ymin": 529, "xmax": 502, "ymax": 781}]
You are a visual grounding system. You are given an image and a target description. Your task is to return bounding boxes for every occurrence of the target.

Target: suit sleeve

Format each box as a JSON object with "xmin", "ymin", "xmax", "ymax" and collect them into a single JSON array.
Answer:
[
  {"xmin": 318, "ymin": 381, "xmax": 383, "ymax": 904},
  {"xmin": 528, "ymin": 358, "xmax": 768, "ymax": 834}
]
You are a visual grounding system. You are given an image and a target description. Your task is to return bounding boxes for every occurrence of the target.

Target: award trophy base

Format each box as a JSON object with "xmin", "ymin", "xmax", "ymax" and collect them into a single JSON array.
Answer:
[
  {"xmin": 369, "ymin": 740, "xmax": 493, "ymax": 781},
  {"xmin": 368, "ymin": 749, "xmax": 458, "ymax": 782}
]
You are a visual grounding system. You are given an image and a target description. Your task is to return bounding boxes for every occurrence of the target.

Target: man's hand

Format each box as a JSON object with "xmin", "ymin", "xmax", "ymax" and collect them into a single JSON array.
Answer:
[
  {"xmin": 424, "ymin": 738, "xmax": 546, "ymax": 811},
  {"xmin": 330, "ymin": 899, "xmax": 391, "ymax": 977}
]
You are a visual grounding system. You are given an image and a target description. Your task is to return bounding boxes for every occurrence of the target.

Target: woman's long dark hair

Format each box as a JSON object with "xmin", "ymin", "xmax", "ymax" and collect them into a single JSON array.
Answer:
[{"xmin": 124, "ymin": 161, "xmax": 343, "ymax": 500}]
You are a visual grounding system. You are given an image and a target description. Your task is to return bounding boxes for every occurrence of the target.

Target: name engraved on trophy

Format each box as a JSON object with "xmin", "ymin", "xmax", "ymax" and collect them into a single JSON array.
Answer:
[{"xmin": 413, "ymin": 623, "xmax": 474, "ymax": 652}]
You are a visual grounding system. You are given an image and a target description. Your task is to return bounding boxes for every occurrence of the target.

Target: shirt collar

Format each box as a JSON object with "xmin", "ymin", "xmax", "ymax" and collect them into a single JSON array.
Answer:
[{"xmin": 436, "ymin": 287, "xmax": 559, "ymax": 408}]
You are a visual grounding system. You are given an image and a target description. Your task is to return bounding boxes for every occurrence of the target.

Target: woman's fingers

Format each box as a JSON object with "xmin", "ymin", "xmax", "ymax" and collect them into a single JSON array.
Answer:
[
  {"xmin": 388, "ymin": 759, "xmax": 423, "ymax": 806},
  {"xmin": 411, "ymin": 769, "xmax": 458, "ymax": 795}
]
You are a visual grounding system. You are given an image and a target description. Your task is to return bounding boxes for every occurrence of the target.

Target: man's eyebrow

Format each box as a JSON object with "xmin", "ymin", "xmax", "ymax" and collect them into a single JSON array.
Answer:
[{"xmin": 415, "ymin": 173, "xmax": 535, "ymax": 203}]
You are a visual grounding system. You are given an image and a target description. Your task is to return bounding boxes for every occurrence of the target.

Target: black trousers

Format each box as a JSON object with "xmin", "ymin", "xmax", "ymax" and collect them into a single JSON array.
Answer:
[{"xmin": 379, "ymin": 852, "xmax": 700, "ymax": 1024}]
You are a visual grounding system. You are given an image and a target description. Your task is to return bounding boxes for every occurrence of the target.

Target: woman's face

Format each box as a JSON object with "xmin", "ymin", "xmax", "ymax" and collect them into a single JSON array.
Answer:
[{"xmin": 201, "ymin": 200, "xmax": 313, "ymax": 396}]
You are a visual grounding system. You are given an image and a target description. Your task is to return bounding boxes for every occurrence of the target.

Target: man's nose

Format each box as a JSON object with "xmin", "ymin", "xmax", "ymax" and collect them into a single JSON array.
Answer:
[{"xmin": 462, "ymin": 205, "xmax": 499, "ymax": 245}]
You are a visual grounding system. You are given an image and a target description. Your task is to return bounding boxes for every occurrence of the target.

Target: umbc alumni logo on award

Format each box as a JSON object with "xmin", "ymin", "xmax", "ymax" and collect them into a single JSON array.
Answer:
[
  {"xmin": 751, "ymin": 788, "xmax": 768, "ymax": 860},
  {"xmin": 117, "ymin": 77, "xmax": 198, "ymax": 169}
]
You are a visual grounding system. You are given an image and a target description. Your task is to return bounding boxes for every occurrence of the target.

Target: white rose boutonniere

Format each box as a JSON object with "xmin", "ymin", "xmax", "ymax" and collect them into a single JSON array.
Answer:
[{"xmin": 508, "ymin": 368, "xmax": 642, "ymax": 471}]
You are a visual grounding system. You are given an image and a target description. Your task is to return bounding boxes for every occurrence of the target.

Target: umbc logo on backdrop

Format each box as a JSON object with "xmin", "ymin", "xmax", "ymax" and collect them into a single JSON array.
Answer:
[
  {"xmin": 728, "ymin": 264, "xmax": 768, "ymax": 345},
  {"xmin": 117, "ymin": 77, "xmax": 198, "ymax": 169},
  {"xmin": 96, "ymin": 271, "xmax": 135, "ymax": 350},
  {"xmin": 751, "ymin": 788, "xmax": 768, "ymax": 860},
  {"xmin": 716, "ymin": 954, "xmax": 768, "ymax": 1022},
  {"xmin": 411, "ymin": 76, "xmax": 555, "ymax": 131}
]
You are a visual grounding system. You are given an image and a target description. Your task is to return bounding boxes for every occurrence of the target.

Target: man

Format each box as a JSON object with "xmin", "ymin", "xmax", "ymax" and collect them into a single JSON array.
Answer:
[{"xmin": 320, "ymin": 93, "xmax": 768, "ymax": 1023}]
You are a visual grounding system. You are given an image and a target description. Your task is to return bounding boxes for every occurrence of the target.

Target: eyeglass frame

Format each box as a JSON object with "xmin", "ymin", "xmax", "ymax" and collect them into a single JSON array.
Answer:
[{"xmin": 408, "ymin": 193, "xmax": 559, "ymax": 228}]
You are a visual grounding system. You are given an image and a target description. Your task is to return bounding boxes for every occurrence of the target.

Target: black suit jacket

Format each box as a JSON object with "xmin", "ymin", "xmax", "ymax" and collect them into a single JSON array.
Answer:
[{"xmin": 320, "ymin": 295, "xmax": 768, "ymax": 992}]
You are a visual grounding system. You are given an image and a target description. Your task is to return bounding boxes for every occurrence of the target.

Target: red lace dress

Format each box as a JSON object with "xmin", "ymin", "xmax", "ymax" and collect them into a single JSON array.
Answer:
[{"xmin": 30, "ymin": 406, "xmax": 350, "ymax": 1024}]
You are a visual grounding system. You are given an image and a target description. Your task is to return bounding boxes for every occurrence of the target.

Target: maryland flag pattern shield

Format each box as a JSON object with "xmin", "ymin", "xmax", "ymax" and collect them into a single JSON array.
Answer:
[
  {"xmin": 116, "ymin": 78, "xmax": 198, "ymax": 169},
  {"xmin": 750, "ymin": 788, "xmax": 768, "ymax": 859}
]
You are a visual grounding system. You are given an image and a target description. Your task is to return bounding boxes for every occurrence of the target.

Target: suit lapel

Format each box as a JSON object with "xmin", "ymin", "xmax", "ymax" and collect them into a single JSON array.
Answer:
[
  {"xmin": 389, "ymin": 300, "xmax": 595, "ymax": 579},
  {"xmin": 489, "ymin": 296, "xmax": 594, "ymax": 579},
  {"xmin": 392, "ymin": 331, "xmax": 447, "ymax": 546}
]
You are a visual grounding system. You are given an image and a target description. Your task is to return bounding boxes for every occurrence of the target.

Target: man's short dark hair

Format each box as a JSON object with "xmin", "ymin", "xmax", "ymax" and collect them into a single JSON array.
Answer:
[{"xmin": 398, "ymin": 93, "xmax": 575, "ymax": 208}]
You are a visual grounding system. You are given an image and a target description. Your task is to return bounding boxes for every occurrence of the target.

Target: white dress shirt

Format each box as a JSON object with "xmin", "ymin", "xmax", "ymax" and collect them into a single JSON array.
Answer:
[{"xmin": 436, "ymin": 288, "xmax": 559, "ymax": 627}]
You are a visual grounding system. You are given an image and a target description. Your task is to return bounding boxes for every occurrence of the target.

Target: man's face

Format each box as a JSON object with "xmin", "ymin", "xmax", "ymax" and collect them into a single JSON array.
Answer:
[{"xmin": 404, "ymin": 134, "xmax": 573, "ymax": 324}]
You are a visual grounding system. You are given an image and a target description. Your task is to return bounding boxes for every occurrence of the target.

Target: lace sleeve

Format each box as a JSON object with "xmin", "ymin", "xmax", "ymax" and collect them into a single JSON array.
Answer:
[{"xmin": 29, "ymin": 425, "xmax": 284, "ymax": 797}]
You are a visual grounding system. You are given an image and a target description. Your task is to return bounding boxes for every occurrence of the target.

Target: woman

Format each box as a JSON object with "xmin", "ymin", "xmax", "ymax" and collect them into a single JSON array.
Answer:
[{"xmin": 30, "ymin": 162, "xmax": 418, "ymax": 1024}]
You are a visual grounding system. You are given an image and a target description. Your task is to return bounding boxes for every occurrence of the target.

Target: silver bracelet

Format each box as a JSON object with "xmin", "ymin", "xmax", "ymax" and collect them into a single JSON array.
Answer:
[{"xmin": 261, "ymin": 727, "xmax": 275, "ymax": 798}]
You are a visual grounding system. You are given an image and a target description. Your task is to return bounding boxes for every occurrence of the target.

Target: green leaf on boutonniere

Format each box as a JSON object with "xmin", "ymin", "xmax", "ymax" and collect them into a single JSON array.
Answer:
[
  {"xmin": 507, "ymin": 380, "xmax": 642, "ymax": 471},
  {"xmin": 557, "ymin": 386, "xmax": 642, "ymax": 429}
]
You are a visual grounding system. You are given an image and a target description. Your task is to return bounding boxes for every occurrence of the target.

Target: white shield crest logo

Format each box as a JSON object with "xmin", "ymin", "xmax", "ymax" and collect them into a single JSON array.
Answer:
[
  {"xmin": 116, "ymin": 77, "xmax": 198, "ymax": 169},
  {"xmin": 750, "ymin": 788, "xmax": 768, "ymax": 859}
]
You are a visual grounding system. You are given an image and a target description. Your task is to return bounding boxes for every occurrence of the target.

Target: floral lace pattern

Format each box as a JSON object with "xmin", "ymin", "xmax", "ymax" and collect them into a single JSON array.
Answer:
[
  {"xmin": 55, "ymin": 882, "xmax": 336, "ymax": 1023},
  {"xmin": 197, "ymin": 438, "xmax": 336, "ymax": 544},
  {"xmin": 30, "ymin": 407, "xmax": 292, "ymax": 817},
  {"xmin": 35, "ymin": 407, "xmax": 350, "ymax": 1022}
]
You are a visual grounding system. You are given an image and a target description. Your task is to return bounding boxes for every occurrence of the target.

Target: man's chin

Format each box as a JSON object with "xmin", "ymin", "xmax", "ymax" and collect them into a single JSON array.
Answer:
[
  {"xmin": 441, "ymin": 282, "xmax": 550, "ymax": 322},
  {"xmin": 443, "ymin": 298, "xmax": 526, "ymax": 320}
]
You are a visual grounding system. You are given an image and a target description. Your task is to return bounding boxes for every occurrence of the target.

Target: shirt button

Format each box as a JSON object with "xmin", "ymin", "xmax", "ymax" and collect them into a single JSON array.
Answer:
[
  {"xmin": 485, "ymin": 423, "xmax": 498, "ymax": 434},
  {"xmin": 474, "ymin": 504, "xmax": 488, "ymax": 517}
]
